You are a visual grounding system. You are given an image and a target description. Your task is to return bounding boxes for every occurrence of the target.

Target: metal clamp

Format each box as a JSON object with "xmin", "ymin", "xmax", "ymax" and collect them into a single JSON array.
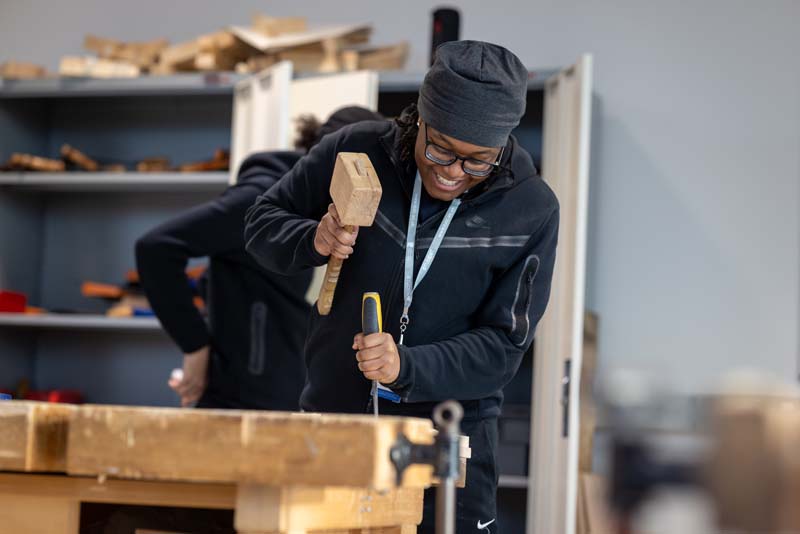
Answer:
[{"xmin": 390, "ymin": 400, "xmax": 463, "ymax": 534}]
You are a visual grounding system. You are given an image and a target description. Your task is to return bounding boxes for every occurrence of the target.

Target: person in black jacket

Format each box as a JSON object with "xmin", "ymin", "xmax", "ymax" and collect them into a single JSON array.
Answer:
[
  {"xmin": 244, "ymin": 41, "xmax": 559, "ymax": 533},
  {"xmin": 135, "ymin": 106, "xmax": 384, "ymax": 410}
]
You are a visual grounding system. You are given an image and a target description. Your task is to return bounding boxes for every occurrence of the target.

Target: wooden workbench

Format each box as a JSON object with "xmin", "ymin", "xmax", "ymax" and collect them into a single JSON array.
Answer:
[{"xmin": 0, "ymin": 401, "xmax": 467, "ymax": 534}]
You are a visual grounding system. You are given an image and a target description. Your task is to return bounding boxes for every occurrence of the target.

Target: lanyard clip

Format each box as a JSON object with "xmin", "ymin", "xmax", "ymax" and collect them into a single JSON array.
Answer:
[
  {"xmin": 399, "ymin": 309, "xmax": 410, "ymax": 345},
  {"xmin": 400, "ymin": 309, "xmax": 410, "ymax": 331}
]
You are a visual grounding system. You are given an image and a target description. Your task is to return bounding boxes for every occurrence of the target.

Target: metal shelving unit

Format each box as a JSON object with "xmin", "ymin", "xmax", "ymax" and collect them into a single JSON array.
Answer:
[
  {"xmin": 0, "ymin": 72, "xmax": 244, "ymax": 98},
  {"xmin": 0, "ymin": 69, "xmax": 557, "ymax": 99},
  {"xmin": 0, "ymin": 313, "xmax": 160, "ymax": 331},
  {"xmin": 0, "ymin": 172, "xmax": 229, "ymax": 192}
]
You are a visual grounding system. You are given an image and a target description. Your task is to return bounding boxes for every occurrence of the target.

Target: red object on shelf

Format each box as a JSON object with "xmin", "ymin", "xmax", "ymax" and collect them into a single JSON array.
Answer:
[
  {"xmin": 23, "ymin": 390, "xmax": 84, "ymax": 404},
  {"xmin": 0, "ymin": 291, "xmax": 27, "ymax": 313},
  {"xmin": 47, "ymin": 390, "xmax": 83, "ymax": 403}
]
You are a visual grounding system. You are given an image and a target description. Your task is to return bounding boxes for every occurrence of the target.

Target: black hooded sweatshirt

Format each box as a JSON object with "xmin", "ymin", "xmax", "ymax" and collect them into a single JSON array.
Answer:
[
  {"xmin": 244, "ymin": 120, "xmax": 559, "ymax": 420},
  {"xmin": 136, "ymin": 151, "xmax": 311, "ymax": 410}
]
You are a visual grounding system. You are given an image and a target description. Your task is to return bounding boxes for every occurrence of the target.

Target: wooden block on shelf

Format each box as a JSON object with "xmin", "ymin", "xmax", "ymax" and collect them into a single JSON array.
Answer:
[
  {"xmin": 277, "ymin": 45, "xmax": 328, "ymax": 72},
  {"xmin": 66, "ymin": 405, "xmax": 435, "ymax": 490},
  {"xmin": 0, "ymin": 61, "xmax": 48, "ymax": 79},
  {"xmin": 107, "ymin": 305, "xmax": 133, "ymax": 318},
  {"xmin": 341, "ymin": 49, "xmax": 360, "ymax": 71},
  {"xmin": 252, "ymin": 14, "xmax": 308, "ymax": 37},
  {"xmin": 234, "ymin": 485, "xmax": 423, "ymax": 533},
  {"xmin": 59, "ymin": 56, "xmax": 140, "ymax": 78},
  {"xmin": 83, "ymin": 34, "xmax": 122, "ymax": 58},
  {"xmin": 61, "ymin": 144, "xmax": 99, "ymax": 171},
  {"xmin": 136, "ymin": 157, "xmax": 171, "ymax": 172},
  {"xmin": 341, "ymin": 27, "xmax": 372, "ymax": 47},
  {"xmin": 118, "ymin": 294, "xmax": 150, "ymax": 309},
  {"xmin": 193, "ymin": 51, "xmax": 222, "ymax": 71},
  {"xmin": 102, "ymin": 163, "xmax": 127, "ymax": 173},
  {"xmin": 59, "ymin": 55, "xmax": 99, "ymax": 77},
  {"xmin": 275, "ymin": 37, "xmax": 344, "ymax": 73},
  {"xmin": 81, "ymin": 281, "xmax": 124, "ymax": 300},
  {"xmin": 149, "ymin": 62, "xmax": 177, "ymax": 76},
  {"xmin": 84, "ymin": 35, "xmax": 168, "ymax": 68},
  {"xmin": 349, "ymin": 42, "xmax": 409, "ymax": 71},
  {"xmin": 7, "ymin": 153, "xmax": 65, "ymax": 172},
  {"xmin": 196, "ymin": 30, "xmax": 238, "ymax": 52},
  {"xmin": 90, "ymin": 58, "xmax": 140, "ymax": 78},
  {"xmin": 157, "ymin": 39, "xmax": 202, "ymax": 71},
  {"xmin": 194, "ymin": 30, "xmax": 259, "ymax": 71},
  {"xmin": 119, "ymin": 37, "xmax": 168, "ymax": 68},
  {"xmin": 193, "ymin": 51, "xmax": 241, "ymax": 72},
  {"xmin": 0, "ymin": 401, "xmax": 75, "ymax": 472},
  {"xmin": 230, "ymin": 24, "xmax": 371, "ymax": 56},
  {"xmin": 179, "ymin": 149, "xmax": 230, "ymax": 172},
  {"xmin": 319, "ymin": 38, "xmax": 343, "ymax": 73}
]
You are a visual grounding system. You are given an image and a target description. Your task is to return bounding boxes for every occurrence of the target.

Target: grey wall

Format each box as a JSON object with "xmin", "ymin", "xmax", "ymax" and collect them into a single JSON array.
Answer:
[{"xmin": 1, "ymin": 0, "xmax": 798, "ymax": 395}]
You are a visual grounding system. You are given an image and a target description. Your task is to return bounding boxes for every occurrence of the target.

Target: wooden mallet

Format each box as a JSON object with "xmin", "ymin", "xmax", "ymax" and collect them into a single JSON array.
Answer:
[{"xmin": 317, "ymin": 152, "xmax": 382, "ymax": 315}]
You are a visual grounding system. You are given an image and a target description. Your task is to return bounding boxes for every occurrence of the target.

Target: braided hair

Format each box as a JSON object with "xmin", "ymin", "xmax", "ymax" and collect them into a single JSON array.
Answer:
[{"xmin": 395, "ymin": 103, "xmax": 420, "ymax": 166}]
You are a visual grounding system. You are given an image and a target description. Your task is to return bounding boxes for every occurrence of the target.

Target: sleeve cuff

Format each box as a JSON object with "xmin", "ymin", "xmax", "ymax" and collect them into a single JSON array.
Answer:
[
  {"xmin": 166, "ymin": 319, "xmax": 211, "ymax": 355},
  {"xmin": 175, "ymin": 334, "xmax": 211, "ymax": 356},
  {"xmin": 385, "ymin": 344, "xmax": 414, "ymax": 398},
  {"xmin": 301, "ymin": 222, "xmax": 330, "ymax": 267}
]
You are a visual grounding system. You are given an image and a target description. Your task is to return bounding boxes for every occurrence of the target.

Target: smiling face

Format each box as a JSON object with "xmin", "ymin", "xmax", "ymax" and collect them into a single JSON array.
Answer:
[{"xmin": 413, "ymin": 120, "xmax": 504, "ymax": 201}]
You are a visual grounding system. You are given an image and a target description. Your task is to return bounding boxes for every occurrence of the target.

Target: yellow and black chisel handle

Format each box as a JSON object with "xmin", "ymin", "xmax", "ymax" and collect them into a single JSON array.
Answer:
[{"xmin": 362, "ymin": 292, "xmax": 382, "ymax": 416}]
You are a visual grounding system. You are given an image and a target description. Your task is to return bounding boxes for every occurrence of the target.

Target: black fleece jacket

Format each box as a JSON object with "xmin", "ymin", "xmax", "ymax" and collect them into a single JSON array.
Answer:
[
  {"xmin": 244, "ymin": 121, "xmax": 559, "ymax": 419},
  {"xmin": 136, "ymin": 151, "xmax": 311, "ymax": 410}
]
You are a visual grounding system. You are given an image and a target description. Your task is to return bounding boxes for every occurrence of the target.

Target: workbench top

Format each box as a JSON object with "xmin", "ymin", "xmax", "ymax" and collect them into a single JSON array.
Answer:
[{"xmin": 0, "ymin": 401, "xmax": 435, "ymax": 490}]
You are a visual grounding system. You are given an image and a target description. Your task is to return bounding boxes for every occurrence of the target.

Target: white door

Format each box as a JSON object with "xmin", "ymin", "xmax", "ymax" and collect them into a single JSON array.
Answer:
[
  {"xmin": 528, "ymin": 54, "xmax": 593, "ymax": 534},
  {"xmin": 229, "ymin": 61, "xmax": 294, "ymax": 183},
  {"xmin": 288, "ymin": 70, "xmax": 379, "ymax": 148},
  {"xmin": 229, "ymin": 68, "xmax": 378, "ymax": 189}
]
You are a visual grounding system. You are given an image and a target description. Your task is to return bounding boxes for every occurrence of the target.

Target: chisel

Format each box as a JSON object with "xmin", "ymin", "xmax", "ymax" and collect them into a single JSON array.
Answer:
[{"xmin": 361, "ymin": 292, "xmax": 400, "ymax": 416}]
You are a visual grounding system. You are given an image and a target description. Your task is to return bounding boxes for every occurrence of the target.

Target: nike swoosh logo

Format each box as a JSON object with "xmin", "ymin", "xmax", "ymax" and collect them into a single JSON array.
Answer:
[
  {"xmin": 465, "ymin": 215, "xmax": 490, "ymax": 229},
  {"xmin": 477, "ymin": 518, "xmax": 496, "ymax": 530}
]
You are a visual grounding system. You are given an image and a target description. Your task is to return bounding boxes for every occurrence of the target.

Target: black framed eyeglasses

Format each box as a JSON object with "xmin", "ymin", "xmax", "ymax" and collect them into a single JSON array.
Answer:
[{"xmin": 423, "ymin": 123, "xmax": 504, "ymax": 178}]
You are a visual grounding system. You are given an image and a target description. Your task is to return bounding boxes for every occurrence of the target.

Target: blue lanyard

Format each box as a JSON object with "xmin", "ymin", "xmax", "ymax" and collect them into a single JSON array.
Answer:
[{"xmin": 400, "ymin": 172, "xmax": 461, "ymax": 345}]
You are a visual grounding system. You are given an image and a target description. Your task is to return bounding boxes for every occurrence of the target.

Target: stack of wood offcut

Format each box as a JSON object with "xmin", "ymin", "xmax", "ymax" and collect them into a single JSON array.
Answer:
[
  {"xmin": 59, "ymin": 35, "xmax": 167, "ymax": 78},
  {"xmin": 0, "ymin": 61, "xmax": 49, "ymax": 80},
  {"xmin": 45, "ymin": 14, "xmax": 407, "ymax": 79},
  {"xmin": 135, "ymin": 149, "xmax": 230, "ymax": 172},
  {"xmin": 1, "ymin": 144, "xmax": 118, "ymax": 172},
  {"xmin": 1, "ymin": 144, "xmax": 228, "ymax": 173},
  {"xmin": 0, "ymin": 144, "xmax": 111, "ymax": 172}
]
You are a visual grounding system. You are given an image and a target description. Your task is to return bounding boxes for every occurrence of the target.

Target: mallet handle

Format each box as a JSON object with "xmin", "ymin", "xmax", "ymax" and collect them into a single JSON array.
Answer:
[{"xmin": 317, "ymin": 224, "xmax": 355, "ymax": 315}]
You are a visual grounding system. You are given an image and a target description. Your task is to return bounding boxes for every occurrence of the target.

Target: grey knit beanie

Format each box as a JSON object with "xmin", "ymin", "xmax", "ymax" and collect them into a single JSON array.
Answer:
[{"xmin": 418, "ymin": 40, "xmax": 528, "ymax": 147}]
